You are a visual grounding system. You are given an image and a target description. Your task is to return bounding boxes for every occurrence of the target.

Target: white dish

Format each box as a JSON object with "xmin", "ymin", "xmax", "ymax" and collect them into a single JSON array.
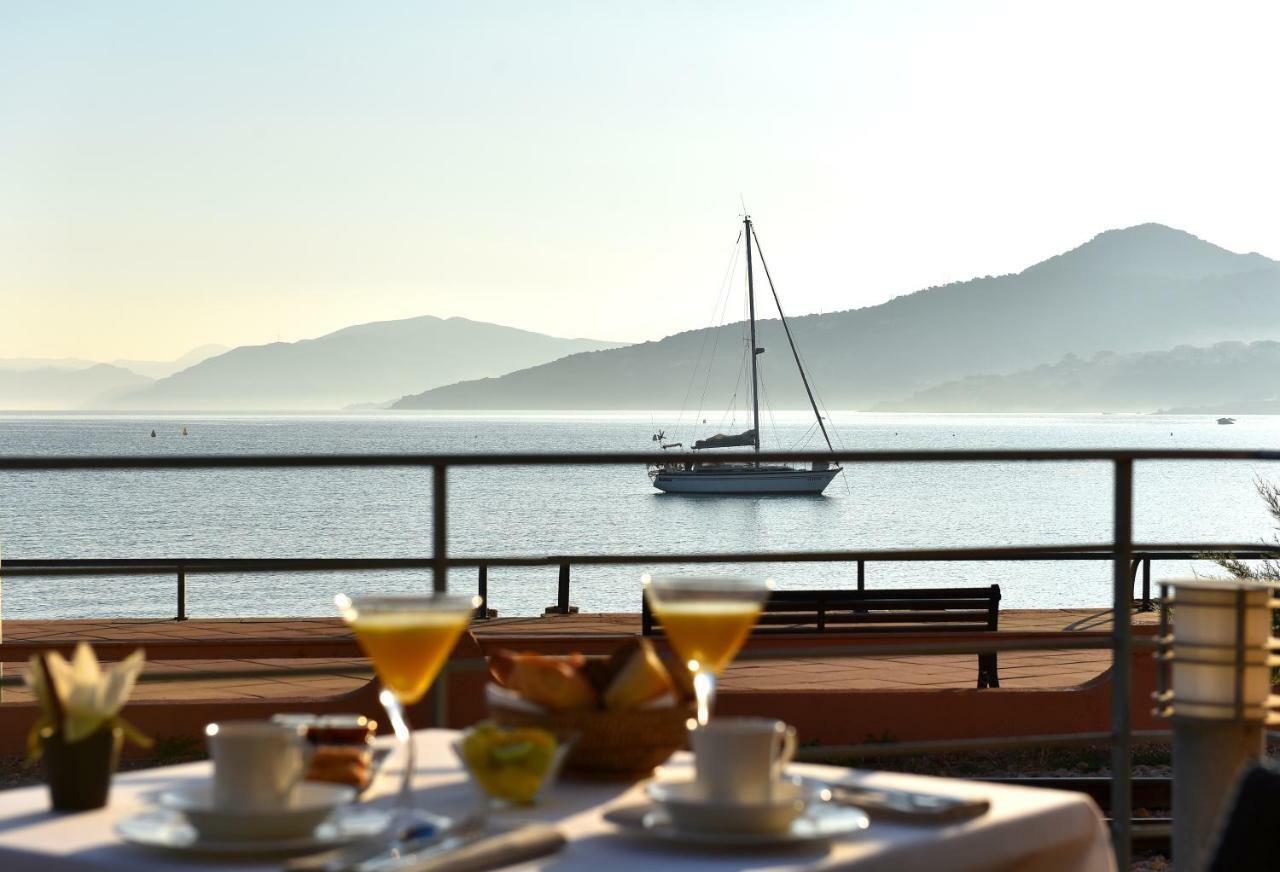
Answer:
[
  {"xmin": 604, "ymin": 800, "xmax": 869, "ymax": 847},
  {"xmin": 156, "ymin": 782, "xmax": 357, "ymax": 841},
  {"xmin": 115, "ymin": 804, "xmax": 400, "ymax": 856},
  {"xmin": 646, "ymin": 777, "xmax": 810, "ymax": 834}
]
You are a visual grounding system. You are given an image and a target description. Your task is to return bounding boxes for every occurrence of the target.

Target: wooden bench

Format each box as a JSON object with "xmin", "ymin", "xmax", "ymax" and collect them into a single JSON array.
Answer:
[{"xmin": 642, "ymin": 585, "xmax": 1002, "ymax": 688}]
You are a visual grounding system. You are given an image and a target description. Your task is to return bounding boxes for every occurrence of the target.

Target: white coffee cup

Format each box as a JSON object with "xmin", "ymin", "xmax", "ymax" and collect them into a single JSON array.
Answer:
[
  {"xmin": 205, "ymin": 721, "xmax": 313, "ymax": 810},
  {"xmin": 691, "ymin": 717, "xmax": 797, "ymax": 804}
]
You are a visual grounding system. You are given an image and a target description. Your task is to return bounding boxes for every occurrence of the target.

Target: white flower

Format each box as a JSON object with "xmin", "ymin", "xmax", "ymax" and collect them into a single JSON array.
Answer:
[{"xmin": 25, "ymin": 644, "xmax": 145, "ymax": 743}]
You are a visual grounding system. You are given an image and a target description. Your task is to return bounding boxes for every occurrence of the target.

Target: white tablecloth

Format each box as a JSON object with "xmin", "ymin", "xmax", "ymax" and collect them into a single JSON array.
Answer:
[{"xmin": 0, "ymin": 730, "xmax": 1115, "ymax": 872}]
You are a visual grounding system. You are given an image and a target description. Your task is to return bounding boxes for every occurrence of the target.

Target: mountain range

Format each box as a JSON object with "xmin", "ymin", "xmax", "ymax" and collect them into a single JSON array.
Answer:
[
  {"xmin": 0, "ymin": 345, "xmax": 231, "ymax": 410},
  {"xmin": 876, "ymin": 341, "xmax": 1280, "ymax": 413},
  {"xmin": 0, "ymin": 345, "xmax": 229, "ymax": 380},
  {"xmin": 0, "ymin": 364, "xmax": 152, "ymax": 410},
  {"xmin": 393, "ymin": 224, "xmax": 1280, "ymax": 410},
  {"xmin": 6, "ymin": 223, "xmax": 1278, "ymax": 413},
  {"xmin": 106, "ymin": 316, "xmax": 622, "ymax": 410}
]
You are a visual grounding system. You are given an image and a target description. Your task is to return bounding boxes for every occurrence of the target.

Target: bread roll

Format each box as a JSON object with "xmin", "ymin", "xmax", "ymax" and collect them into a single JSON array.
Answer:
[
  {"xmin": 506, "ymin": 656, "xmax": 597, "ymax": 711},
  {"xmin": 604, "ymin": 638, "xmax": 675, "ymax": 711}
]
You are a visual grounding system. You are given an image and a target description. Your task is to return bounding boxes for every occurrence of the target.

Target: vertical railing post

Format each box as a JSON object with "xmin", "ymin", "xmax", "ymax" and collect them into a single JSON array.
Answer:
[
  {"xmin": 1141, "ymin": 557, "xmax": 1152, "ymax": 612},
  {"xmin": 432, "ymin": 463, "xmax": 448, "ymax": 594},
  {"xmin": 857, "ymin": 559, "xmax": 865, "ymax": 591},
  {"xmin": 176, "ymin": 564, "xmax": 187, "ymax": 621},
  {"xmin": 558, "ymin": 563, "xmax": 570, "ymax": 614},
  {"xmin": 432, "ymin": 462, "xmax": 448, "ymax": 728},
  {"xmin": 1110, "ymin": 459, "xmax": 1134, "ymax": 868},
  {"xmin": 476, "ymin": 564, "xmax": 489, "ymax": 620}
]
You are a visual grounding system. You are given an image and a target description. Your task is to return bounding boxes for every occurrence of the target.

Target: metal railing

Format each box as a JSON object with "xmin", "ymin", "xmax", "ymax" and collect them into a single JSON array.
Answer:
[
  {"xmin": 3, "ymin": 447, "xmax": 1279, "ymax": 867},
  {"xmin": 4, "ymin": 549, "xmax": 1270, "ymax": 620}
]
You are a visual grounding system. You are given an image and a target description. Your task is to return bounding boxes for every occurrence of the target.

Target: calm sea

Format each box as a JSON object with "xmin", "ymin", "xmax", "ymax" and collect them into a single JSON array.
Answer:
[{"xmin": 0, "ymin": 411, "xmax": 1276, "ymax": 620}]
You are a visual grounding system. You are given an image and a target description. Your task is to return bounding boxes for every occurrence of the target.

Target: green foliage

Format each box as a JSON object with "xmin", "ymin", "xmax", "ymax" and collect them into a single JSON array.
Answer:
[{"xmin": 1209, "ymin": 477, "xmax": 1280, "ymax": 637}]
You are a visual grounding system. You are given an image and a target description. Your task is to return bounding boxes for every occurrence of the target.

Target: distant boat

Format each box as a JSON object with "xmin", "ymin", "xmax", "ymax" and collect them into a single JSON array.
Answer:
[
  {"xmin": 649, "ymin": 215, "xmax": 841, "ymax": 495},
  {"xmin": 1217, "ymin": 417, "xmax": 1236, "ymax": 425}
]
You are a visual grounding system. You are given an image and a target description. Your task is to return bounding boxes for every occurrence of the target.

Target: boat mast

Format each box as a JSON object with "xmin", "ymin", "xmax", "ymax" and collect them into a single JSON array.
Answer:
[{"xmin": 744, "ymin": 214, "xmax": 761, "ymax": 456}]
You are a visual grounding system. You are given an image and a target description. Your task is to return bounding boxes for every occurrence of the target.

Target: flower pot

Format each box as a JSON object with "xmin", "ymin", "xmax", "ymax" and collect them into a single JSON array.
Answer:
[{"xmin": 42, "ymin": 726, "xmax": 122, "ymax": 812}]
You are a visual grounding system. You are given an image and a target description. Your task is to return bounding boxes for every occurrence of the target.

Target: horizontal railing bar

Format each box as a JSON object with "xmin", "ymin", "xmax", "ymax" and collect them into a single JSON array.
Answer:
[
  {"xmin": 0, "ymin": 448, "xmax": 1279, "ymax": 471},
  {"xmin": 3, "ymin": 545, "xmax": 1272, "ymax": 576}
]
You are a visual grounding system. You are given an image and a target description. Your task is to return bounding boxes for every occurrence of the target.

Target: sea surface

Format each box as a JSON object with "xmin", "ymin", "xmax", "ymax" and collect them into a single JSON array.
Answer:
[{"xmin": 0, "ymin": 411, "xmax": 1277, "ymax": 620}]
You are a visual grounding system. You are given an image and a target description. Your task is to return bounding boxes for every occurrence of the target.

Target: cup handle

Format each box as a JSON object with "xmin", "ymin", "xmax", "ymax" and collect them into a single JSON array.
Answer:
[{"xmin": 773, "ymin": 725, "xmax": 798, "ymax": 779}]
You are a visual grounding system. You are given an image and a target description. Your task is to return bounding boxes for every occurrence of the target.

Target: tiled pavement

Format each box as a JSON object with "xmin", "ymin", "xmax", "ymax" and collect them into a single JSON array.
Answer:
[{"xmin": 0, "ymin": 609, "xmax": 1160, "ymax": 703}]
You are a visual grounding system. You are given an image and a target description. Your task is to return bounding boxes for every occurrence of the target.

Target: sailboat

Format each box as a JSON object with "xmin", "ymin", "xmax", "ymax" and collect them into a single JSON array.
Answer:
[{"xmin": 649, "ymin": 215, "xmax": 842, "ymax": 495}]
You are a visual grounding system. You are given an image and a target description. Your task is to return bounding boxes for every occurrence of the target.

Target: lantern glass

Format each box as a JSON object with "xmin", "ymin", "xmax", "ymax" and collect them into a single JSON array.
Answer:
[
  {"xmin": 1170, "ymin": 643, "xmax": 1273, "ymax": 717},
  {"xmin": 1172, "ymin": 583, "xmax": 1271, "ymax": 647},
  {"xmin": 1166, "ymin": 580, "xmax": 1275, "ymax": 720}
]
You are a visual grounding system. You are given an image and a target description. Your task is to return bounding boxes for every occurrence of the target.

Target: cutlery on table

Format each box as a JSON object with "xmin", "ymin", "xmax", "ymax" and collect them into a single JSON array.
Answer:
[
  {"xmin": 285, "ymin": 811, "xmax": 486, "ymax": 872},
  {"xmin": 344, "ymin": 823, "xmax": 564, "ymax": 872},
  {"xmin": 816, "ymin": 782, "xmax": 989, "ymax": 823},
  {"xmin": 283, "ymin": 813, "xmax": 566, "ymax": 872}
]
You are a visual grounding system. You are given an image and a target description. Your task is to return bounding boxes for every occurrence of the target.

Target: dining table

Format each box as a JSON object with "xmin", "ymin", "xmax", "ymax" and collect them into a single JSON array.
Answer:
[{"xmin": 0, "ymin": 729, "xmax": 1116, "ymax": 871}]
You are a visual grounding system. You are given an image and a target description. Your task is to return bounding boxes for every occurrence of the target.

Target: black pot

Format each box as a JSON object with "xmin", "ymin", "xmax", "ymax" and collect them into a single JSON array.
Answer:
[{"xmin": 41, "ymin": 725, "xmax": 122, "ymax": 812}]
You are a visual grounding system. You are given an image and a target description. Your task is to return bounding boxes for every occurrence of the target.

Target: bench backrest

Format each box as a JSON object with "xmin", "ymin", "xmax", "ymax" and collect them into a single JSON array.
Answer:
[{"xmin": 642, "ymin": 585, "xmax": 1001, "ymax": 635}]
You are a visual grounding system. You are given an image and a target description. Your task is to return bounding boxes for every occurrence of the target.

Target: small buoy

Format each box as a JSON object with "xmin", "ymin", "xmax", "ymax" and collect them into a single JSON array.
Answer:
[
  {"xmin": 150, "ymin": 430, "xmax": 156, "ymax": 437},
  {"xmin": 181, "ymin": 427, "xmax": 188, "ymax": 436}
]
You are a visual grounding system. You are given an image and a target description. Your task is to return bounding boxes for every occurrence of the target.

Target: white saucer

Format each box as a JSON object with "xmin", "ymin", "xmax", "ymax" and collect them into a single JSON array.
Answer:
[
  {"xmin": 116, "ymin": 804, "xmax": 400, "ymax": 856},
  {"xmin": 156, "ymin": 782, "xmax": 358, "ymax": 842},
  {"xmin": 646, "ymin": 778, "xmax": 811, "ymax": 834},
  {"xmin": 604, "ymin": 800, "xmax": 869, "ymax": 847}
]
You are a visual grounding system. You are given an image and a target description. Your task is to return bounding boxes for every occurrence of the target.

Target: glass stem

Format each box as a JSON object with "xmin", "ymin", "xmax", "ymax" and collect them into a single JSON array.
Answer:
[
  {"xmin": 379, "ymin": 688, "xmax": 416, "ymax": 839},
  {"xmin": 693, "ymin": 670, "xmax": 717, "ymax": 725}
]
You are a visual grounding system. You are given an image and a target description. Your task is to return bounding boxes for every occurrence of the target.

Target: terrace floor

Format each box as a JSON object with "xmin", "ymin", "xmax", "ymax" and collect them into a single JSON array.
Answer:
[{"xmin": 0, "ymin": 608, "xmax": 1160, "ymax": 704}]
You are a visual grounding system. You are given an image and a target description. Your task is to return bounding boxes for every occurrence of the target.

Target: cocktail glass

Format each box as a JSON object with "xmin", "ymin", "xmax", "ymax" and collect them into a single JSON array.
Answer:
[
  {"xmin": 642, "ymin": 575, "xmax": 770, "ymax": 725},
  {"xmin": 335, "ymin": 592, "xmax": 478, "ymax": 840}
]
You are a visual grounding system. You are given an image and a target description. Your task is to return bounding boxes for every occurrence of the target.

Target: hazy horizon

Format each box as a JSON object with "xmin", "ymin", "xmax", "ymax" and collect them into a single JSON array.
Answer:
[{"xmin": 5, "ymin": 1, "xmax": 1280, "ymax": 361}]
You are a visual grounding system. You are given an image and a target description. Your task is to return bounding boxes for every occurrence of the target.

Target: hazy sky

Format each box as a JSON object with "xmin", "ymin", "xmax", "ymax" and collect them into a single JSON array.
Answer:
[{"xmin": 3, "ymin": 1, "xmax": 1278, "ymax": 361}]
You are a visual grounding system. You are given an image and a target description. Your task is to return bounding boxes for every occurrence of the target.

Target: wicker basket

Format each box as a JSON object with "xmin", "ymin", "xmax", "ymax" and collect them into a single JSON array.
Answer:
[{"xmin": 490, "ymin": 701, "xmax": 695, "ymax": 778}]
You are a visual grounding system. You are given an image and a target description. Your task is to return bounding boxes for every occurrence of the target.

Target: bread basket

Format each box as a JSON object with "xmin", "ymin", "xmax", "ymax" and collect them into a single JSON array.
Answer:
[{"xmin": 489, "ymin": 697, "xmax": 694, "ymax": 778}]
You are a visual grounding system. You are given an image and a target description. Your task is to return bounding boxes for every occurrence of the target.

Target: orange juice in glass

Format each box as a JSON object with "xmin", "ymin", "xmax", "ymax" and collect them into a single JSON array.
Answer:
[
  {"xmin": 348, "ymin": 610, "xmax": 471, "ymax": 704},
  {"xmin": 335, "ymin": 593, "xmax": 477, "ymax": 838},
  {"xmin": 643, "ymin": 575, "xmax": 769, "ymax": 724}
]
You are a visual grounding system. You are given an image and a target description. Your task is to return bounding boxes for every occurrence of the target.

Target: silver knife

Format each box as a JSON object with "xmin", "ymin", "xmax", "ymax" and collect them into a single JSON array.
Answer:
[
  {"xmin": 819, "ymin": 782, "xmax": 990, "ymax": 822},
  {"xmin": 286, "ymin": 812, "xmax": 485, "ymax": 872},
  {"xmin": 354, "ymin": 825, "xmax": 566, "ymax": 872}
]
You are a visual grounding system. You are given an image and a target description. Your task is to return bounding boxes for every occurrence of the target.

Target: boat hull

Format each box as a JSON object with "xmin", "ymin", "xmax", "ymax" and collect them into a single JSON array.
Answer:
[{"xmin": 651, "ymin": 466, "xmax": 840, "ymax": 495}]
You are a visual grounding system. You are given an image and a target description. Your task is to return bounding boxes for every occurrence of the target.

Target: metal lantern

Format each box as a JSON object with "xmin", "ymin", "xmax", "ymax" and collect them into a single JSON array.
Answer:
[{"xmin": 1153, "ymin": 579, "xmax": 1279, "ymax": 870}]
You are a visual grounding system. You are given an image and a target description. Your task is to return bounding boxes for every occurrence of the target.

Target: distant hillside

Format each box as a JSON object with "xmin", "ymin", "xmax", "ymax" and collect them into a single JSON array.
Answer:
[
  {"xmin": 1162, "ymin": 400, "xmax": 1280, "ymax": 415},
  {"xmin": 0, "ymin": 357, "xmax": 100, "ymax": 371},
  {"xmin": 0, "ymin": 344, "xmax": 228, "ymax": 381},
  {"xmin": 876, "ymin": 341, "xmax": 1280, "ymax": 412},
  {"xmin": 111, "ymin": 316, "xmax": 622, "ymax": 410},
  {"xmin": 110, "ymin": 344, "xmax": 229, "ymax": 380},
  {"xmin": 0, "ymin": 365, "xmax": 152, "ymax": 410},
  {"xmin": 395, "ymin": 224, "xmax": 1280, "ymax": 410}
]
